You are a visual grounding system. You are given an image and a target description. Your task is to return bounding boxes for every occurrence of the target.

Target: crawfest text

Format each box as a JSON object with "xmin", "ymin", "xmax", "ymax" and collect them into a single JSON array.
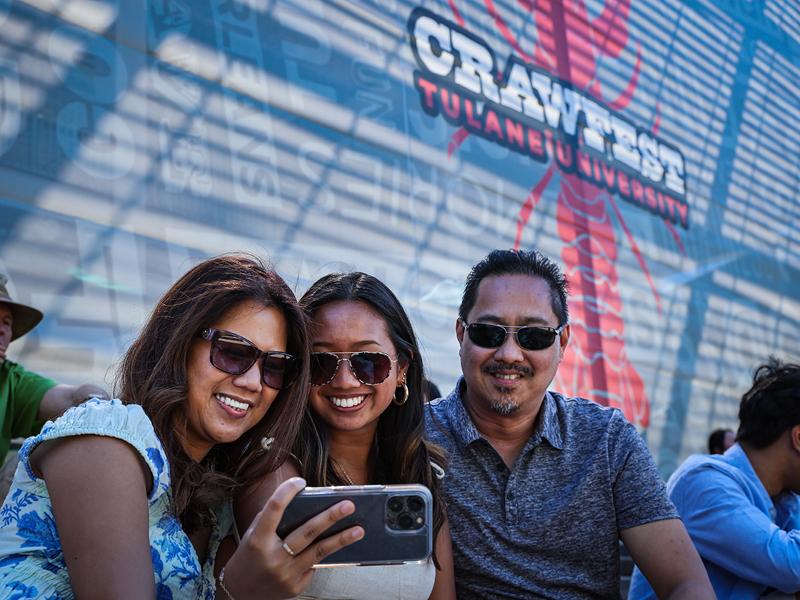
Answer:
[{"xmin": 408, "ymin": 7, "xmax": 690, "ymax": 229}]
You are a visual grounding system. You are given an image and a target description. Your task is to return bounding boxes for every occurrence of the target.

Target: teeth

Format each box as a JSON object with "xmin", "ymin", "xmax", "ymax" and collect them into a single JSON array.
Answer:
[
  {"xmin": 329, "ymin": 395, "xmax": 366, "ymax": 408},
  {"xmin": 216, "ymin": 394, "xmax": 249, "ymax": 411},
  {"xmin": 495, "ymin": 373, "xmax": 521, "ymax": 380}
]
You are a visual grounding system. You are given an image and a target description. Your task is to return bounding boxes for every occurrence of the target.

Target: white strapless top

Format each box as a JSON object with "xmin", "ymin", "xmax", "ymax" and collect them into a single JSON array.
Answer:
[{"xmin": 296, "ymin": 560, "xmax": 436, "ymax": 600}]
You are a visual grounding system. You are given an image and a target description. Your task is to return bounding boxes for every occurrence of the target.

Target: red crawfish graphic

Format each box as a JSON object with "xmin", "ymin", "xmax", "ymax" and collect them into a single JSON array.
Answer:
[{"xmin": 446, "ymin": 0, "xmax": 681, "ymax": 427}]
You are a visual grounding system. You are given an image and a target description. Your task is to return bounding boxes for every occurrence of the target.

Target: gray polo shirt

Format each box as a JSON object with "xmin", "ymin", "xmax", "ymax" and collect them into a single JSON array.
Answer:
[{"xmin": 425, "ymin": 379, "xmax": 677, "ymax": 599}]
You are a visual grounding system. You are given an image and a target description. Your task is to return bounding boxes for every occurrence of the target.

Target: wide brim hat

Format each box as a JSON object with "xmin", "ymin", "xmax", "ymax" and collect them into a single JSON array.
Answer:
[{"xmin": 0, "ymin": 276, "xmax": 44, "ymax": 341}]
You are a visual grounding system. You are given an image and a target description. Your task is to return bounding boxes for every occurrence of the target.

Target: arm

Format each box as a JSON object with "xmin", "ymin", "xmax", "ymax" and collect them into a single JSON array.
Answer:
[
  {"xmin": 36, "ymin": 435, "xmax": 154, "ymax": 600},
  {"xmin": 622, "ymin": 518, "xmax": 714, "ymax": 599},
  {"xmin": 37, "ymin": 383, "xmax": 110, "ymax": 422},
  {"xmin": 673, "ymin": 467, "xmax": 800, "ymax": 591},
  {"xmin": 428, "ymin": 519, "xmax": 456, "ymax": 600}
]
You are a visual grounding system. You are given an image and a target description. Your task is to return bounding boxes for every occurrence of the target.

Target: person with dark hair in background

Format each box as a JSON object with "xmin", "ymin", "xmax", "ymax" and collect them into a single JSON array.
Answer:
[
  {"xmin": 235, "ymin": 272, "xmax": 456, "ymax": 599},
  {"xmin": 629, "ymin": 357, "xmax": 800, "ymax": 599},
  {"xmin": 0, "ymin": 256, "xmax": 362, "ymax": 599},
  {"xmin": 708, "ymin": 427, "xmax": 735, "ymax": 455},
  {"xmin": 0, "ymin": 274, "xmax": 108, "ymax": 500},
  {"xmin": 424, "ymin": 379, "xmax": 442, "ymax": 403},
  {"xmin": 426, "ymin": 248, "xmax": 713, "ymax": 599}
]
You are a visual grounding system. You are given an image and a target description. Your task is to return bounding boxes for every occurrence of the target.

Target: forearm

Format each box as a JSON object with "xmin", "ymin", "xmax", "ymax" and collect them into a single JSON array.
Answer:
[
  {"xmin": 662, "ymin": 581, "xmax": 716, "ymax": 600},
  {"xmin": 37, "ymin": 383, "xmax": 109, "ymax": 421}
]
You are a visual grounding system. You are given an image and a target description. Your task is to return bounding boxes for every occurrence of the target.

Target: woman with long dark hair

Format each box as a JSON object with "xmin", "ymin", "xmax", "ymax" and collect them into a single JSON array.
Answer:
[
  {"xmin": 235, "ymin": 272, "xmax": 456, "ymax": 600},
  {"xmin": 0, "ymin": 255, "xmax": 361, "ymax": 599}
]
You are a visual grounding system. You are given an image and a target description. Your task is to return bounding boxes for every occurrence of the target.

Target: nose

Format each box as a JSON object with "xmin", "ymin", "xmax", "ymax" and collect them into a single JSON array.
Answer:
[
  {"xmin": 330, "ymin": 357, "xmax": 362, "ymax": 388},
  {"xmin": 493, "ymin": 331, "xmax": 525, "ymax": 363},
  {"xmin": 233, "ymin": 359, "xmax": 263, "ymax": 392}
]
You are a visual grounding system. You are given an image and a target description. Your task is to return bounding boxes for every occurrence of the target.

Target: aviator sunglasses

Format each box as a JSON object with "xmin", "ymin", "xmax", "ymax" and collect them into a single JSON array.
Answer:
[
  {"xmin": 310, "ymin": 351, "xmax": 397, "ymax": 386},
  {"xmin": 200, "ymin": 328, "xmax": 297, "ymax": 390},
  {"xmin": 461, "ymin": 320, "xmax": 566, "ymax": 351}
]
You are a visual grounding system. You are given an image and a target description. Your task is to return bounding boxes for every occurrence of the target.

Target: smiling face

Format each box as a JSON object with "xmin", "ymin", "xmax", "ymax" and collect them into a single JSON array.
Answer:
[
  {"xmin": 0, "ymin": 304, "xmax": 12, "ymax": 363},
  {"xmin": 309, "ymin": 300, "xmax": 407, "ymax": 440},
  {"xmin": 181, "ymin": 299, "xmax": 288, "ymax": 461},
  {"xmin": 458, "ymin": 274, "xmax": 569, "ymax": 419}
]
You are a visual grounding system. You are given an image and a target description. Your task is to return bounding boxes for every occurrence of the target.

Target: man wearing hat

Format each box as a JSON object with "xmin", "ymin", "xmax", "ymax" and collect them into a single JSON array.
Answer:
[{"xmin": 0, "ymin": 275, "xmax": 108, "ymax": 494}]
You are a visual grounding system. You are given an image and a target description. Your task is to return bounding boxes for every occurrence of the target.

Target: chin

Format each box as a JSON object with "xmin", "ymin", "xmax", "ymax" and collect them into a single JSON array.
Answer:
[{"xmin": 489, "ymin": 400, "xmax": 520, "ymax": 416}]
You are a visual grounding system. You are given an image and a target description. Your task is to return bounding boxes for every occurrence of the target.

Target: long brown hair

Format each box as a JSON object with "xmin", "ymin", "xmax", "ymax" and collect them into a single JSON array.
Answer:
[
  {"xmin": 296, "ymin": 272, "xmax": 447, "ymax": 565},
  {"xmin": 116, "ymin": 254, "xmax": 309, "ymax": 532}
]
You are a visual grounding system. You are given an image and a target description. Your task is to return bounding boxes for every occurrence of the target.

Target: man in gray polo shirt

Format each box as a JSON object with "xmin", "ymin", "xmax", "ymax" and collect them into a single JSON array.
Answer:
[{"xmin": 426, "ymin": 249, "xmax": 713, "ymax": 599}]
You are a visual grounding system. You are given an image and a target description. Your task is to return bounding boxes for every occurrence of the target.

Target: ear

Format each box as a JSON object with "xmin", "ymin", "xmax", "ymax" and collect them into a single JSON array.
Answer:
[
  {"xmin": 791, "ymin": 425, "xmax": 800, "ymax": 453},
  {"xmin": 397, "ymin": 361, "xmax": 410, "ymax": 385},
  {"xmin": 558, "ymin": 323, "xmax": 571, "ymax": 356},
  {"xmin": 456, "ymin": 318, "xmax": 465, "ymax": 345}
]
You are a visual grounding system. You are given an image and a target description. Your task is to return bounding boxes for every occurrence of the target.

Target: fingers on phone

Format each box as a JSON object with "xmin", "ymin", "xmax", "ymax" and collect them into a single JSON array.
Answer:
[
  {"xmin": 254, "ymin": 477, "xmax": 306, "ymax": 538},
  {"xmin": 283, "ymin": 500, "xmax": 359, "ymax": 558},
  {"xmin": 310, "ymin": 525, "xmax": 365, "ymax": 563}
]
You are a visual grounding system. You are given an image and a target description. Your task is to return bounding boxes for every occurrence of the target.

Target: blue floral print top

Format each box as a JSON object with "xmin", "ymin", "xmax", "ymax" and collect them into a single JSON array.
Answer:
[{"xmin": 0, "ymin": 399, "xmax": 231, "ymax": 599}]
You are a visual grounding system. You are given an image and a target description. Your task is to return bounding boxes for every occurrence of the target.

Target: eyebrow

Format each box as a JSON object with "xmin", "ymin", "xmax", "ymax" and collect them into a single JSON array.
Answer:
[
  {"xmin": 312, "ymin": 339, "xmax": 385, "ymax": 350},
  {"xmin": 472, "ymin": 314, "xmax": 553, "ymax": 326}
]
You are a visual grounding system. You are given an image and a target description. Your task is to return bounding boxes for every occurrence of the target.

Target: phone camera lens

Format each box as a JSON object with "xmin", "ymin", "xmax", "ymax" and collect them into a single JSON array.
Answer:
[
  {"xmin": 407, "ymin": 496, "xmax": 424, "ymax": 512},
  {"xmin": 388, "ymin": 497, "xmax": 404, "ymax": 512},
  {"xmin": 398, "ymin": 513, "xmax": 414, "ymax": 529}
]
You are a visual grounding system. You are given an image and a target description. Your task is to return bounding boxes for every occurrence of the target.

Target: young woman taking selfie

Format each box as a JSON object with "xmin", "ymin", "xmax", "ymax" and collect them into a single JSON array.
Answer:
[
  {"xmin": 234, "ymin": 272, "xmax": 456, "ymax": 600},
  {"xmin": 0, "ymin": 255, "xmax": 361, "ymax": 600}
]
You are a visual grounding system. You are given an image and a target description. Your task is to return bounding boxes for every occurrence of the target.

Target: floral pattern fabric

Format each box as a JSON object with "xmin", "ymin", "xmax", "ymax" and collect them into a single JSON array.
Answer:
[{"xmin": 0, "ymin": 399, "xmax": 229, "ymax": 599}]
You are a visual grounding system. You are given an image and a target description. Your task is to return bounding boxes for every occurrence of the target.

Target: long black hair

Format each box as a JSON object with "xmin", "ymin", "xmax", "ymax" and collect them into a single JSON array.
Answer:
[{"xmin": 297, "ymin": 272, "xmax": 447, "ymax": 566}]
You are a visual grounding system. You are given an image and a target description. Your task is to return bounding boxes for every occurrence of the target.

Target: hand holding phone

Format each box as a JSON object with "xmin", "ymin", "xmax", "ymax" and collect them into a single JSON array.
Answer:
[
  {"xmin": 218, "ymin": 478, "xmax": 365, "ymax": 600},
  {"xmin": 277, "ymin": 483, "xmax": 434, "ymax": 567}
]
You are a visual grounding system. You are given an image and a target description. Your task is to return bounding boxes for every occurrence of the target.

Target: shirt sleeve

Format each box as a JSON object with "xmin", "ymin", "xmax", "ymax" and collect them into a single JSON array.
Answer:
[
  {"xmin": 18, "ymin": 398, "xmax": 171, "ymax": 502},
  {"xmin": 611, "ymin": 416, "xmax": 678, "ymax": 530},
  {"xmin": 672, "ymin": 464, "xmax": 800, "ymax": 592},
  {"xmin": 9, "ymin": 364, "xmax": 56, "ymax": 438}
]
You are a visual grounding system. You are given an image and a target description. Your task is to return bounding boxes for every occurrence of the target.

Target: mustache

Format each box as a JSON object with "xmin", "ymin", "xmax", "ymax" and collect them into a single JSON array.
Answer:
[{"xmin": 485, "ymin": 362, "xmax": 531, "ymax": 377}]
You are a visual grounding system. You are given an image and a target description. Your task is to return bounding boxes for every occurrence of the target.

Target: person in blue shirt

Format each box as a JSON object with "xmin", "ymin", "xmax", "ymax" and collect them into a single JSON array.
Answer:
[{"xmin": 629, "ymin": 357, "xmax": 800, "ymax": 600}]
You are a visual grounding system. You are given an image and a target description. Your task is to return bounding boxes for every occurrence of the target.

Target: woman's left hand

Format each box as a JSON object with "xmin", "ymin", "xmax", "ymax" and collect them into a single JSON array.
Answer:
[{"xmin": 219, "ymin": 477, "xmax": 364, "ymax": 600}]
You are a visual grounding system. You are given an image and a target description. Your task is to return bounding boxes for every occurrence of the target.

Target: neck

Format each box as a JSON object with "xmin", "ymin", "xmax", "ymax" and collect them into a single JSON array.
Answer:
[
  {"xmin": 741, "ymin": 442, "xmax": 785, "ymax": 497},
  {"xmin": 463, "ymin": 389, "xmax": 544, "ymax": 468},
  {"xmin": 328, "ymin": 428, "xmax": 375, "ymax": 484},
  {"xmin": 173, "ymin": 417, "xmax": 211, "ymax": 463}
]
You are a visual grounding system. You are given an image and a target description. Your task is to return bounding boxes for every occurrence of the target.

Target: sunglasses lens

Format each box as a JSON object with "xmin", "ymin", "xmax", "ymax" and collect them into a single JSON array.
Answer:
[
  {"xmin": 262, "ymin": 354, "xmax": 296, "ymax": 390},
  {"xmin": 517, "ymin": 327, "xmax": 558, "ymax": 350},
  {"xmin": 467, "ymin": 323, "xmax": 507, "ymax": 348},
  {"xmin": 311, "ymin": 353, "xmax": 340, "ymax": 385},
  {"xmin": 350, "ymin": 352, "xmax": 393, "ymax": 384},
  {"xmin": 211, "ymin": 338, "xmax": 257, "ymax": 375}
]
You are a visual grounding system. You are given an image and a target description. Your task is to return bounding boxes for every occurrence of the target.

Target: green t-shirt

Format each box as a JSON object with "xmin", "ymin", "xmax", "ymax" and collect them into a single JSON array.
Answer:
[{"xmin": 0, "ymin": 360, "xmax": 56, "ymax": 462}]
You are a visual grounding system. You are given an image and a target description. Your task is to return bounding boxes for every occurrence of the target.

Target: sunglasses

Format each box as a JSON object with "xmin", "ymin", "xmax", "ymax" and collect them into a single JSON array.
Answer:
[
  {"xmin": 310, "ymin": 351, "xmax": 396, "ymax": 386},
  {"xmin": 200, "ymin": 328, "xmax": 297, "ymax": 390},
  {"xmin": 461, "ymin": 320, "xmax": 565, "ymax": 351}
]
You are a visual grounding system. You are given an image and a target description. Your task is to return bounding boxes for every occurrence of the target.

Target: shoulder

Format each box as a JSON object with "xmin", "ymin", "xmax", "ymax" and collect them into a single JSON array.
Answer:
[
  {"xmin": 668, "ymin": 453, "xmax": 749, "ymax": 494},
  {"xmin": 425, "ymin": 395, "xmax": 452, "ymax": 420},
  {"xmin": 0, "ymin": 359, "xmax": 56, "ymax": 393},
  {"xmin": 424, "ymin": 395, "xmax": 459, "ymax": 445},
  {"xmin": 552, "ymin": 391, "xmax": 631, "ymax": 441},
  {"xmin": 19, "ymin": 399, "xmax": 170, "ymax": 498}
]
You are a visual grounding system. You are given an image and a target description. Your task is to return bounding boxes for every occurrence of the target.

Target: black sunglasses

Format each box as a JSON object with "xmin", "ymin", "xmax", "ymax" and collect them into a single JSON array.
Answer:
[
  {"xmin": 461, "ymin": 320, "xmax": 565, "ymax": 351},
  {"xmin": 200, "ymin": 328, "xmax": 297, "ymax": 390},
  {"xmin": 310, "ymin": 351, "xmax": 396, "ymax": 386}
]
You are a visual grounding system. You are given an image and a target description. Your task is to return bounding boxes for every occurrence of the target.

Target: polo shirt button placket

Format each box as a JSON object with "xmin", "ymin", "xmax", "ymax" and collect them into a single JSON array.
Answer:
[{"xmin": 506, "ymin": 476, "xmax": 516, "ymax": 517}]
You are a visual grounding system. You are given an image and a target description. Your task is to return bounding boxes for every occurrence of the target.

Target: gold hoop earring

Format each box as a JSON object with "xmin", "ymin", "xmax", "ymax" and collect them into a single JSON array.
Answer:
[{"xmin": 394, "ymin": 382, "xmax": 409, "ymax": 406}]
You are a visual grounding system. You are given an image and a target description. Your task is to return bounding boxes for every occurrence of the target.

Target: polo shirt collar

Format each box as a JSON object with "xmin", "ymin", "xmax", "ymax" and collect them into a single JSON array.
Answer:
[{"xmin": 450, "ymin": 378, "xmax": 564, "ymax": 451}]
